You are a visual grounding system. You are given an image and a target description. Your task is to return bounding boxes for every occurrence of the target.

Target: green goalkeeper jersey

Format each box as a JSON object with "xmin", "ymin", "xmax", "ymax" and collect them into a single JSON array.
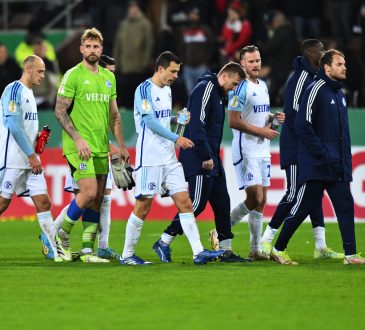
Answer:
[{"xmin": 57, "ymin": 62, "xmax": 116, "ymax": 156}]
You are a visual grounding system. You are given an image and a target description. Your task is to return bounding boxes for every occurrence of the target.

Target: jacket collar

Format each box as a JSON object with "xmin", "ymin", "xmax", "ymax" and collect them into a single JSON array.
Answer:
[{"xmin": 316, "ymin": 69, "xmax": 342, "ymax": 90}]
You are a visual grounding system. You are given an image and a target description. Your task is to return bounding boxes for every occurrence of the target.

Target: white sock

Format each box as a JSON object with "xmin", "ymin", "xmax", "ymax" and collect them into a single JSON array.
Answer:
[
  {"xmin": 54, "ymin": 205, "xmax": 69, "ymax": 231},
  {"xmin": 98, "ymin": 195, "xmax": 111, "ymax": 249},
  {"xmin": 248, "ymin": 211, "xmax": 263, "ymax": 253},
  {"xmin": 230, "ymin": 202, "xmax": 251, "ymax": 226},
  {"xmin": 219, "ymin": 239, "xmax": 232, "ymax": 251},
  {"xmin": 37, "ymin": 211, "xmax": 58, "ymax": 257},
  {"xmin": 179, "ymin": 212, "xmax": 204, "ymax": 256},
  {"xmin": 260, "ymin": 224, "xmax": 278, "ymax": 244},
  {"xmin": 122, "ymin": 213, "xmax": 144, "ymax": 259},
  {"xmin": 313, "ymin": 226, "xmax": 327, "ymax": 250},
  {"xmin": 160, "ymin": 232, "xmax": 175, "ymax": 245}
]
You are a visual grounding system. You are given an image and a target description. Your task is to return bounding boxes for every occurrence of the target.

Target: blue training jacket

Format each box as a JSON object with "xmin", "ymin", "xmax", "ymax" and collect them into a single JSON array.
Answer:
[
  {"xmin": 280, "ymin": 56, "xmax": 317, "ymax": 169},
  {"xmin": 179, "ymin": 72, "xmax": 225, "ymax": 178},
  {"xmin": 295, "ymin": 69, "xmax": 353, "ymax": 185}
]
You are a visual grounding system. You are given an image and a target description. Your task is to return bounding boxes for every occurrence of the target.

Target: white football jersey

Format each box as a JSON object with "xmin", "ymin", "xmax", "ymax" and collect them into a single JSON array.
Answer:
[
  {"xmin": 0, "ymin": 81, "xmax": 38, "ymax": 169},
  {"xmin": 228, "ymin": 79, "xmax": 271, "ymax": 162},
  {"xmin": 134, "ymin": 79, "xmax": 177, "ymax": 168}
]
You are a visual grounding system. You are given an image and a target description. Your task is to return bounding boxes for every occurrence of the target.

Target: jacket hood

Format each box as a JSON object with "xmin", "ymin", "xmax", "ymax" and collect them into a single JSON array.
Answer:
[
  {"xmin": 316, "ymin": 69, "xmax": 342, "ymax": 90},
  {"xmin": 292, "ymin": 56, "xmax": 316, "ymax": 77}
]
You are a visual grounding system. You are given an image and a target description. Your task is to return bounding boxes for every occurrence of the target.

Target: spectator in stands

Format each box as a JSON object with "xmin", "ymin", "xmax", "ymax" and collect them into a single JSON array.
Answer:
[
  {"xmin": 219, "ymin": 0, "xmax": 252, "ymax": 63},
  {"xmin": 178, "ymin": 7, "xmax": 215, "ymax": 94},
  {"xmin": 113, "ymin": 0, "xmax": 154, "ymax": 109},
  {"xmin": 0, "ymin": 42, "xmax": 21, "ymax": 95}
]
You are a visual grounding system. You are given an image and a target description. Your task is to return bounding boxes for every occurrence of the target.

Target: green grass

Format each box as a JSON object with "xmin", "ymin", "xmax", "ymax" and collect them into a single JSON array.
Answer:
[{"xmin": 0, "ymin": 221, "xmax": 364, "ymax": 330}]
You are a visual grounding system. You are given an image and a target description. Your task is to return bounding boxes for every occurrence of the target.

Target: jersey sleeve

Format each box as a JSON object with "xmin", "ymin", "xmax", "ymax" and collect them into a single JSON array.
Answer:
[
  {"xmin": 135, "ymin": 82, "xmax": 154, "ymax": 116},
  {"xmin": 57, "ymin": 68, "xmax": 77, "ymax": 99},
  {"xmin": 1, "ymin": 82, "xmax": 22, "ymax": 117},
  {"xmin": 227, "ymin": 81, "xmax": 247, "ymax": 111}
]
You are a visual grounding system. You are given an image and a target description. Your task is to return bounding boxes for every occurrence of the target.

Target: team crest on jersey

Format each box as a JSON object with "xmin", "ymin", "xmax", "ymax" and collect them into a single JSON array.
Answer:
[
  {"xmin": 58, "ymin": 85, "xmax": 65, "ymax": 94},
  {"xmin": 148, "ymin": 182, "xmax": 156, "ymax": 190},
  {"xmin": 79, "ymin": 163, "xmax": 87, "ymax": 171},
  {"xmin": 342, "ymin": 97, "xmax": 346, "ymax": 106},
  {"xmin": 8, "ymin": 100, "xmax": 17, "ymax": 113},
  {"xmin": 230, "ymin": 95, "xmax": 238, "ymax": 108},
  {"xmin": 141, "ymin": 99, "xmax": 151, "ymax": 113},
  {"xmin": 106, "ymin": 80, "xmax": 112, "ymax": 88}
]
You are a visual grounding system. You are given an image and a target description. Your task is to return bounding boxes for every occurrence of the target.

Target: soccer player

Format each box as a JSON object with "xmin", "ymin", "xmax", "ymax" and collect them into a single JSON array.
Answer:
[
  {"xmin": 227, "ymin": 45, "xmax": 285, "ymax": 260},
  {"xmin": 271, "ymin": 49, "xmax": 365, "ymax": 265},
  {"xmin": 0, "ymin": 55, "xmax": 61, "ymax": 261},
  {"xmin": 54, "ymin": 28, "xmax": 129, "ymax": 262},
  {"xmin": 120, "ymin": 51, "xmax": 224, "ymax": 265},
  {"xmin": 152, "ymin": 62, "xmax": 248, "ymax": 263},
  {"xmin": 260, "ymin": 39, "xmax": 343, "ymax": 259}
]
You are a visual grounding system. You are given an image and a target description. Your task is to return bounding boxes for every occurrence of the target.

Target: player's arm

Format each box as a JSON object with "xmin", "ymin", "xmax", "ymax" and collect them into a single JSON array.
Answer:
[
  {"xmin": 54, "ymin": 95, "xmax": 91, "ymax": 160},
  {"xmin": 109, "ymin": 99, "xmax": 129, "ymax": 162}
]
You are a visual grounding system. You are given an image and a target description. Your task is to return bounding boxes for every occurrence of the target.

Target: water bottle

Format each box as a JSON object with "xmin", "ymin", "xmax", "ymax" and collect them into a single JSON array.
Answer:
[
  {"xmin": 175, "ymin": 108, "xmax": 189, "ymax": 137},
  {"xmin": 270, "ymin": 117, "xmax": 280, "ymax": 130},
  {"xmin": 35, "ymin": 125, "xmax": 51, "ymax": 154}
]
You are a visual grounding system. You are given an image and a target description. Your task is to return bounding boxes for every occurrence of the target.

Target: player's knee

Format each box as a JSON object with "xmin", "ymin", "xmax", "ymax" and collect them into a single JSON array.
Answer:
[
  {"xmin": 34, "ymin": 197, "xmax": 51, "ymax": 212},
  {"xmin": 177, "ymin": 197, "xmax": 193, "ymax": 213},
  {"xmin": 79, "ymin": 190, "xmax": 98, "ymax": 207},
  {"xmin": 0, "ymin": 198, "xmax": 11, "ymax": 214}
]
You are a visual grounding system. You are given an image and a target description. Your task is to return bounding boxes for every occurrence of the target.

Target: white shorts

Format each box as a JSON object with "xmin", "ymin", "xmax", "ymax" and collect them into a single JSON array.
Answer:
[
  {"xmin": 64, "ymin": 169, "xmax": 113, "ymax": 192},
  {"xmin": 234, "ymin": 157, "xmax": 271, "ymax": 190},
  {"xmin": 0, "ymin": 168, "xmax": 48, "ymax": 199},
  {"xmin": 134, "ymin": 162, "xmax": 188, "ymax": 199}
]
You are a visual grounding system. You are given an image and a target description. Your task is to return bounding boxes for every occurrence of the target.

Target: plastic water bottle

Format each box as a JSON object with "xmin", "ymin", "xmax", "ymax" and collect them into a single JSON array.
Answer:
[
  {"xmin": 175, "ymin": 108, "xmax": 188, "ymax": 137},
  {"xmin": 270, "ymin": 117, "xmax": 280, "ymax": 130},
  {"xmin": 35, "ymin": 125, "xmax": 51, "ymax": 154}
]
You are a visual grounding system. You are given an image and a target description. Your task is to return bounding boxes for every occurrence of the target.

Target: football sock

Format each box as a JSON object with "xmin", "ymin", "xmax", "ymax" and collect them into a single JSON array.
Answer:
[
  {"xmin": 260, "ymin": 224, "xmax": 278, "ymax": 244},
  {"xmin": 219, "ymin": 239, "xmax": 232, "ymax": 251},
  {"xmin": 37, "ymin": 211, "xmax": 58, "ymax": 257},
  {"xmin": 179, "ymin": 212, "xmax": 204, "ymax": 256},
  {"xmin": 230, "ymin": 202, "xmax": 250, "ymax": 226},
  {"xmin": 248, "ymin": 211, "xmax": 263, "ymax": 253},
  {"xmin": 61, "ymin": 199, "xmax": 85, "ymax": 234},
  {"xmin": 54, "ymin": 205, "xmax": 69, "ymax": 231},
  {"xmin": 122, "ymin": 213, "xmax": 144, "ymax": 259},
  {"xmin": 313, "ymin": 226, "xmax": 327, "ymax": 250},
  {"xmin": 82, "ymin": 209, "xmax": 100, "ymax": 250},
  {"xmin": 98, "ymin": 195, "xmax": 111, "ymax": 249},
  {"xmin": 160, "ymin": 232, "xmax": 175, "ymax": 246}
]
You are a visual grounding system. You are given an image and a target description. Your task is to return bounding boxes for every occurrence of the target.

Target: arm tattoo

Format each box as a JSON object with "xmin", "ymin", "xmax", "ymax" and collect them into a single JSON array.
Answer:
[{"xmin": 55, "ymin": 96, "xmax": 80, "ymax": 140}]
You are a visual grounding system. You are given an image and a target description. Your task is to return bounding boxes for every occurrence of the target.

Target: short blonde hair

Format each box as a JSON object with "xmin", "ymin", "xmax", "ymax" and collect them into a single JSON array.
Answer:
[{"xmin": 81, "ymin": 27, "xmax": 103, "ymax": 45}]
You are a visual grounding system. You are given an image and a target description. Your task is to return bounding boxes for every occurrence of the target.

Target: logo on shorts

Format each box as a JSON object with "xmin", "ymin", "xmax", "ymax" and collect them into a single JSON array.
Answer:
[
  {"xmin": 245, "ymin": 173, "xmax": 254, "ymax": 181},
  {"xmin": 106, "ymin": 80, "xmax": 112, "ymax": 88},
  {"xmin": 4, "ymin": 181, "xmax": 12, "ymax": 189},
  {"xmin": 79, "ymin": 163, "xmax": 87, "ymax": 171},
  {"xmin": 148, "ymin": 182, "xmax": 156, "ymax": 190}
]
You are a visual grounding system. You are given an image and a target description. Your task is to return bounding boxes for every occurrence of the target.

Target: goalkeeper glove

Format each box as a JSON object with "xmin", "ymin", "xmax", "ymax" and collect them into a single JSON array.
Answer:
[{"xmin": 111, "ymin": 154, "xmax": 135, "ymax": 191}]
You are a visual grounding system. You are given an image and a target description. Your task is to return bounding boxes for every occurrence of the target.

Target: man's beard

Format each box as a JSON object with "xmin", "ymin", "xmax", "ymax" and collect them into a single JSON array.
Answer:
[{"xmin": 85, "ymin": 54, "xmax": 99, "ymax": 64}]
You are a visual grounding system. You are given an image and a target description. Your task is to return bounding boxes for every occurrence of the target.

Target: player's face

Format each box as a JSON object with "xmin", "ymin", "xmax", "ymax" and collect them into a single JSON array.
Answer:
[
  {"xmin": 326, "ymin": 54, "xmax": 346, "ymax": 81},
  {"xmin": 30, "ymin": 58, "xmax": 46, "ymax": 86},
  {"xmin": 240, "ymin": 51, "xmax": 261, "ymax": 80},
  {"xmin": 160, "ymin": 61, "xmax": 180, "ymax": 86},
  {"xmin": 80, "ymin": 38, "xmax": 103, "ymax": 64},
  {"xmin": 221, "ymin": 73, "xmax": 242, "ymax": 93},
  {"xmin": 310, "ymin": 43, "xmax": 325, "ymax": 68}
]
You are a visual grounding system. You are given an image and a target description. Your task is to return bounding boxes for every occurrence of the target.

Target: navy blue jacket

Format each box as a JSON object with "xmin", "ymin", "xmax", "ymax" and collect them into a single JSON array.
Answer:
[
  {"xmin": 295, "ymin": 69, "xmax": 353, "ymax": 185},
  {"xmin": 280, "ymin": 56, "xmax": 317, "ymax": 169},
  {"xmin": 179, "ymin": 72, "xmax": 225, "ymax": 178}
]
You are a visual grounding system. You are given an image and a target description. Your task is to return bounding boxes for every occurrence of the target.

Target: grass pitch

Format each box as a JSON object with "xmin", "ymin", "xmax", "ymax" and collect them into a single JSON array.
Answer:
[{"xmin": 0, "ymin": 221, "xmax": 364, "ymax": 330}]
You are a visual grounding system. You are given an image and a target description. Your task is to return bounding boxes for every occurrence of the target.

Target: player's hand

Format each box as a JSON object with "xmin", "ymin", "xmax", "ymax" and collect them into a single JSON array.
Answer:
[
  {"xmin": 202, "ymin": 159, "xmax": 214, "ymax": 170},
  {"xmin": 262, "ymin": 126, "xmax": 280, "ymax": 140},
  {"xmin": 274, "ymin": 111, "xmax": 285, "ymax": 124},
  {"xmin": 176, "ymin": 137, "xmax": 194, "ymax": 149},
  {"xmin": 75, "ymin": 137, "xmax": 91, "ymax": 160},
  {"xmin": 28, "ymin": 153, "xmax": 43, "ymax": 175},
  {"xmin": 118, "ymin": 145, "xmax": 130, "ymax": 163}
]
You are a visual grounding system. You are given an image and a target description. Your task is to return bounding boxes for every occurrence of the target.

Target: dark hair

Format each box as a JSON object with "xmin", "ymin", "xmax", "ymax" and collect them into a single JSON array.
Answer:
[
  {"xmin": 100, "ymin": 54, "xmax": 115, "ymax": 66},
  {"xmin": 319, "ymin": 49, "xmax": 344, "ymax": 70},
  {"xmin": 155, "ymin": 51, "xmax": 181, "ymax": 72},
  {"xmin": 300, "ymin": 39, "xmax": 322, "ymax": 53},
  {"xmin": 218, "ymin": 62, "xmax": 245, "ymax": 79},
  {"xmin": 239, "ymin": 45, "xmax": 259, "ymax": 60}
]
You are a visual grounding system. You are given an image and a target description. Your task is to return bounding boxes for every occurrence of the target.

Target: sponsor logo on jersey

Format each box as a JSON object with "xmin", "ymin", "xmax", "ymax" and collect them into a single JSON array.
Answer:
[
  {"xmin": 106, "ymin": 80, "xmax": 112, "ymax": 88},
  {"xmin": 253, "ymin": 104, "xmax": 270, "ymax": 113},
  {"xmin": 24, "ymin": 112, "xmax": 38, "ymax": 120},
  {"xmin": 141, "ymin": 99, "xmax": 151, "ymax": 113},
  {"xmin": 8, "ymin": 100, "xmax": 16, "ymax": 113},
  {"xmin": 85, "ymin": 93, "xmax": 110, "ymax": 102},
  {"xmin": 148, "ymin": 182, "xmax": 156, "ymax": 190},
  {"xmin": 4, "ymin": 181, "xmax": 12, "ymax": 189},
  {"xmin": 155, "ymin": 109, "xmax": 171, "ymax": 118},
  {"xmin": 80, "ymin": 163, "xmax": 87, "ymax": 171},
  {"xmin": 245, "ymin": 173, "xmax": 254, "ymax": 181},
  {"xmin": 230, "ymin": 95, "xmax": 238, "ymax": 108}
]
